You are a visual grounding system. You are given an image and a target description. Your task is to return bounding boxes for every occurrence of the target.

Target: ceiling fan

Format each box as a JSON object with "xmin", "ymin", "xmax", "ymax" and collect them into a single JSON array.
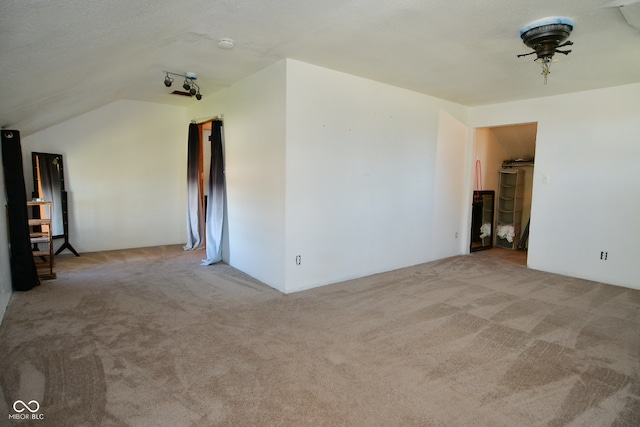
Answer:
[
  {"xmin": 517, "ymin": 16, "xmax": 575, "ymax": 84},
  {"xmin": 516, "ymin": 1, "xmax": 640, "ymax": 84}
]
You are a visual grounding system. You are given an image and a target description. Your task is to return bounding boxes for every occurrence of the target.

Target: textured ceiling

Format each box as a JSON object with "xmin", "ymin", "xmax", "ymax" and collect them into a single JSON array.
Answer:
[
  {"xmin": 1, "ymin": 0, "xmax": 639, "ymax": 136},
  {"xmin": 490, "ymin": 123, "xmax": 538, "ymax": 160}
]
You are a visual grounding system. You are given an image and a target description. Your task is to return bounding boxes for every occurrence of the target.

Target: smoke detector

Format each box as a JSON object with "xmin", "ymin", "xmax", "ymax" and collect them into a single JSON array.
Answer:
[{"xmin": 217, "ymin": 38, "xmax": 235, "ymax": 50}]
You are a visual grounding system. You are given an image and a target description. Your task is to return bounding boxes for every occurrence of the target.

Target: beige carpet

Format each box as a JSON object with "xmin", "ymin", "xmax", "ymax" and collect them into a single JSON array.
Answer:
[{"xmin": 1, "ymin": 246, "xmax": 639, "ymax": 426}]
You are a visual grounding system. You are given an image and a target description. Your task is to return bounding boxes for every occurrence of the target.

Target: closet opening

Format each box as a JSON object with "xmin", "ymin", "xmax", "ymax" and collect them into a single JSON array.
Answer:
[
  {"xmin": 184, "ymin": 116, "xmax": 226, "ymax": 265},
  {"xmin": 470, "ymin": 122, "xmax": 537, "ymax": 266}
]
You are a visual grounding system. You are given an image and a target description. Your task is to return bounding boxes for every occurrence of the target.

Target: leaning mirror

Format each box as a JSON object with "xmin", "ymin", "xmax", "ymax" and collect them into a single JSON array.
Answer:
[
  {"xmin": 32, "ymin": 152, "xmax": 79, "ymax": 256},
  {"xmin": 470, "ymin": 190, "xmax": 495, "ymax": 252},
  {"xmin": 32, "ymin": 152, "xmax": 65, "ymax": 237}
]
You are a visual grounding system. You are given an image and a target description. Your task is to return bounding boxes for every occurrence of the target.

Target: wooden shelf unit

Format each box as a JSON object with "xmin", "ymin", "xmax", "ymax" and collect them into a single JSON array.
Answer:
[{"xmin": 27, "ymin": 201, "xmax": 56, "ymax": 280}]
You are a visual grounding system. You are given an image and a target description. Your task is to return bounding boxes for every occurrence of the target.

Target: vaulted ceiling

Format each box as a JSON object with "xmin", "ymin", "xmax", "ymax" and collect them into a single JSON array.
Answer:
[{"xmin": 1, "ymin": 0, "xmax": 639, "ymax": 136}]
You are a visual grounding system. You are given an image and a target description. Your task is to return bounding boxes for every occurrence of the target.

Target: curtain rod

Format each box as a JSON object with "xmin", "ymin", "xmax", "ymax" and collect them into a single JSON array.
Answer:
[{"xmin": 191, "ymin": 114, "xmax": 223, "ymax": 124}]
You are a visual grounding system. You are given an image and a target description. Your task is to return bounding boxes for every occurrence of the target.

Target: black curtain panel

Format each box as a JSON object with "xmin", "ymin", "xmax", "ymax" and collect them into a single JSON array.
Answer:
[
  {"xmin": 1, "ymin": 130, "xmax": 40, "ymax": 291},
  {"xmin": 183, "ymin": 123, "xmax": 204, "ymax": 250},
  {"xmin": 202, "ymin": 120, "xmax": 225, "ymax": 265}
]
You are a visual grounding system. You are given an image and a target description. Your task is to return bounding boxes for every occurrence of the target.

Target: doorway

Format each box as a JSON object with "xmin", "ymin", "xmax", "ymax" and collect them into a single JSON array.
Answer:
[{"xmin": 471, "ymin": 122, "xmax": 537, "ymax": 263}]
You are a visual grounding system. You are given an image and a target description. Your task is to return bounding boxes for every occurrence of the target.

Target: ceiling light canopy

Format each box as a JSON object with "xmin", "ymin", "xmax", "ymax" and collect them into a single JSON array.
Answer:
[
  {"xmin": 163, "ymin": 71, "xmax": 203, "ymax": 100},
  {"xmin": 517, "ymin": 16, "xmax": 574, "ymax": 84}
]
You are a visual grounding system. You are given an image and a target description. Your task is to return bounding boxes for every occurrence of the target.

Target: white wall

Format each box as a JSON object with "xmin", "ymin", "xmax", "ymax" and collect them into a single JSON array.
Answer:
[
  {"xmin": 190, "ymin": 59, "xmax": 469, "ymax": 293},
  {"xmin": 22, "ymin": 100, "xmax": 189, "ymax": 253},
  {"xmin": 473, "ymin": 127, "xmax": 507, "ymax": 193},
  {"xmin": 13, "ymin": 59, "xmax": 636, "ymax": 298},
  {"xmin": 470, "ymin": 83, "xmax": 640, "ymax": 289},
  {"xmin": 284, "ymin": 60, "xmax": 468, "ymax": 293},
  {"xmin": 519, "ymin": 165, "xmax": 534, "ymax": 240},
  {"xmin": 189, "ymin": 61, "xmax": 287, "ymax": 291},
  {"xmin": 431, "ymin": 110, "xmax": 469, "ymax": 260},
  {"xmin": 0, "ymin": 156, "xmax": 12, "ymax": 324}
]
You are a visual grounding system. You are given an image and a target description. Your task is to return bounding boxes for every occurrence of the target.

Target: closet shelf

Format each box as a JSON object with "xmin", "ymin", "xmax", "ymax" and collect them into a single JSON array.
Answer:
[
  {"xmin": 27, "ymin": 201, "xmax": 56, "ymax": 280},
  {"xmin": 495, "ymin": 169, "xmax": 525, "ymax": 250}
]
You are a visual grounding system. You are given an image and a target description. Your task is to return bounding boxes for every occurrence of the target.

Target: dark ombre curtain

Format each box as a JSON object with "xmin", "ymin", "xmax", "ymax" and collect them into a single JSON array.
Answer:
[
  {"xmin": 183, "ymin": 123, "xmax": 204, "ymax": 250},
  {"xmin": 1, "ymin": 130, "xmax": 40, "ymax": 291},
  {"xmin": 201, "ymin": 120, "xmax": 225, "ymax": 265}
]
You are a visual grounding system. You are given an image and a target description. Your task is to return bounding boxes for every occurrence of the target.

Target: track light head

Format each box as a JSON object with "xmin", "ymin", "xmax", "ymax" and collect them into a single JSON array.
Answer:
[
  {"xmin": 183, "ymin": 80, "xmax": 191, "ymax": 91},
  {"xmin": 164, "ymin": 74, "xmax": 173, "ymax": 87},
  {"xmin": 195, "ymin": 93, "xmax": 202, "ymax": 100}
]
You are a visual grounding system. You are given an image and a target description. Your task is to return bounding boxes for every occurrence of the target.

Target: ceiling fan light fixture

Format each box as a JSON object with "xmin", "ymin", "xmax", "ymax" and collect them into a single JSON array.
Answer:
[
  {"xmin": 520, "ymin": 16, "xmax": 574, "ymax": 42},
  {"xmin": 517, "ymin": 16, "xmax": 575, "ymax": 84}
]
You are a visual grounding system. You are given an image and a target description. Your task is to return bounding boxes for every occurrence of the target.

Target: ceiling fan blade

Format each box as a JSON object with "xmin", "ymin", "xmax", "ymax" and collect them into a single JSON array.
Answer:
[
  {"xmin": 516, "ymin": 51, "xmax": 537, "ymax": 58},
  {"xmin": 171, "ymin": 90, "xmax": 193, "ymax": 97}
]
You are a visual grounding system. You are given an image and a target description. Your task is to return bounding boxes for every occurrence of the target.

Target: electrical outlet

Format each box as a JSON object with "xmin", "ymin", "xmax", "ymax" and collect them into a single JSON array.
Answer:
[
  {"xmin": 455, "ymin": 232, "xmax": 459, "ymax": 239},
  {"xmin": 295, "ymin": 255, "xmax": 301, "ymax": 265},
  {"xmin": 600, "ymin": 251, "xmax": 608, "ymax": 260}
]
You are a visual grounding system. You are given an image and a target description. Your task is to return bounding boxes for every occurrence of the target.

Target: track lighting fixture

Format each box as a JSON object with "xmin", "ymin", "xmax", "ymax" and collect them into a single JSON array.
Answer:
[{"xmin": 162, "ymin": 71, "xmax": 203, "ymax": 100}]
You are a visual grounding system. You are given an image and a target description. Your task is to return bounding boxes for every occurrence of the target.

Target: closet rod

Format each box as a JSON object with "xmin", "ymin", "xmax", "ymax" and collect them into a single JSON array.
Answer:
[{"xmin": 191, "ymin": 114, "xmax": 223, "ymax": 124}]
